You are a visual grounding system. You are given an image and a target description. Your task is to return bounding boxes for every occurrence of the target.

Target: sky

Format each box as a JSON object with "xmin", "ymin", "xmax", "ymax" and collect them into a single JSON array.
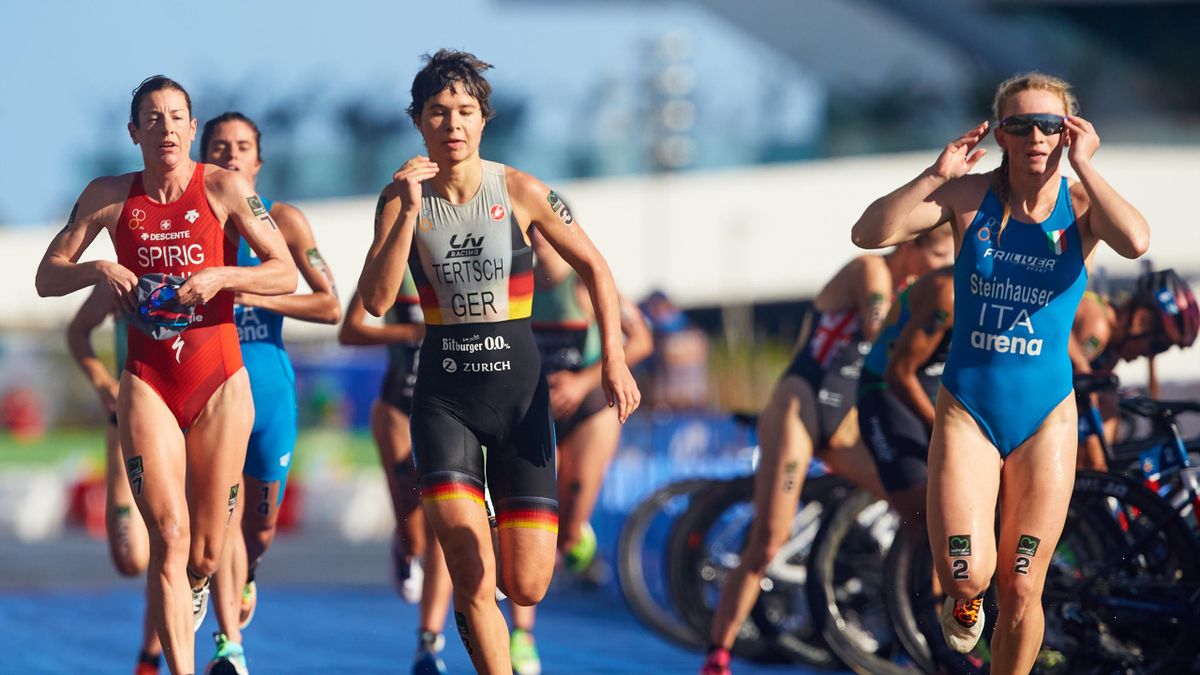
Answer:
[{"xmin": 0, "ymin": 0, "xmax": 821, "ymax": 226}]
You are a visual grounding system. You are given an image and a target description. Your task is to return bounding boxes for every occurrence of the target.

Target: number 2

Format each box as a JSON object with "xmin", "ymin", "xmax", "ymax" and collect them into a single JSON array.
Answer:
[{"xmin": 952, "ymin": 558, "xmax": 968, "ymax": 580}]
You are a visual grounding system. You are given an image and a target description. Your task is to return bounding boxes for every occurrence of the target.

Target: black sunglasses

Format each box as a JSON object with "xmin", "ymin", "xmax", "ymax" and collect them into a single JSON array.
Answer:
[{"xmin": 998, "ymin": 113, "xmax": 1066, "ymax": 136}]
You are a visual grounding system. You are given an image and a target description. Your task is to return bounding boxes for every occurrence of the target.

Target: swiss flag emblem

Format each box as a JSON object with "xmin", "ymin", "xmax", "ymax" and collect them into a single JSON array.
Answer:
[{"xmin": 489, "ymin": 204, "xmax": 507, "ymax": 221}]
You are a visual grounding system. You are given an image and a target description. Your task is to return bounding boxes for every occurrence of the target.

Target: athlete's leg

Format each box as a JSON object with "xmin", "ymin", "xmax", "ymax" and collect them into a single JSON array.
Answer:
[
  {"xmin": 926, "ymin": 390, "xmax": 1001, "ymax": 602},
  {"xmin": 709, "ymin": 375, "xmax": 814, "ymax": 650},
  {"xmin": 106, "ymin": 423, "xmax": 150, "ymax": 575},
  {"xmin": 240, "ymin": 476, "xmax": 283, "ymax": 580},
  {"xmin": 373, "ymin": 400, "xmax": 427, "ymax": 560},
  {"xmin": 425, "ymin": 495, "xmax": 511, "ymax": 674},
  {"xmin": 104, "ymin": 422, "xmax": 164, "ymax": 668},
  {"xmin": 990, "ymin": 395, "xmax": 1076, "ymax": 674},
  {"xmin": 118, "ymin": 373, "xmax": 192, "ymax": 674},
  {"xmin": 819, "ymin": 409, "xmax": 888, "ymax": 499},
  {"xmin": 556, "ymin": 408, "xmax": 620, "ymax": 554},
  {"xmin": 211, "ymin": 478, "xmax": 248, "ymax": 644},
  {"xmin": 183, "ymin": 369, "xmax": 253, "ymax": 580},
  {"xmin": 419, "ymin": 516, "xmax": 453, "ymax": 634}
]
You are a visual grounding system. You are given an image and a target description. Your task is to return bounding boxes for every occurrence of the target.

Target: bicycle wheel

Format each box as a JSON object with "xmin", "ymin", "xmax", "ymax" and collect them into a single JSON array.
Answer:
[
  {"xmin": 664, "ymin": 476, "xmax": 787, "ymax": 663},
  {"xmin": 915, "ymin": 470, "xmax": 1200, "ymax": 674},
  {"xmin": 750, "ymin": 474, "xmax": 853, "ymax": 668},
  {"xmin": 666, "ymin": 472, "xmax": 849, "ymax": 666},
  {"xmin": 884, "ymin": 526, "xmax": 934, "ymax": 674},
  {"xmin": 617, "ymin": 478, "xmax": 712, "ymax": 648},
  {"xmin": 806, "ymin": 489, "xmax": 917, "ymax": 674}
]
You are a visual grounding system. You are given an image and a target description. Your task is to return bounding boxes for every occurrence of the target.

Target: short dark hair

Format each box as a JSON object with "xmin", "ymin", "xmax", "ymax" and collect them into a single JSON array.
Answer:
[
  {"xmin": 407, "ymin": 49, "xmax": 495, "ymax": 124},
  {"xmin": 201, "ymin": 112, "xmax": 263, "ymax": 161},
  {"xmin": 130, "ymin": 75, "xmax": 192, "ymax": 127}
]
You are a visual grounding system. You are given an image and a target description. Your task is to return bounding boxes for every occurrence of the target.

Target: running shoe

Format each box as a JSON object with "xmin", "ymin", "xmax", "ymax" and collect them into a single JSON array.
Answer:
[
  {"xmin": 239, "ymin": 580, "xmax": 257, "ymax": 629},
  {"xmin": 192, "ymin": 576, "xmax": 211, "ymax": 632},
  {"xmin": 391, "ymin": 536, "xmax": 425, "ymax": 604},
  {"xmin": 510, "ymin": 628, "xmax": 542, "ymax": 675},
  {"xmin": 939, "ymin": 594, "xmax": 985, "ymax": 654},
  {"xmin": 699, "ymin": 647, "xmax": 731, "ymax": 675},
  {"xmin": 563, "ymin": 521, "xmax": 598, "ymax": 575},
  {"xmin": 204, "ymin": 633, "xmax": 248, "ymax": 675},
  {"xmin": 412, "ymin": 631, "xmax": 447, "ymax": 675}
]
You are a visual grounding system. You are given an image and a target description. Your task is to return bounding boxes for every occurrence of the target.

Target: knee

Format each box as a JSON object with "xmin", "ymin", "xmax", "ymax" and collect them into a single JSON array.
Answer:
[
  {"xmin": 996, "ymin": 572, "xmax": 1042, "ymax": 626},
  {"xmin": 443, "ymin": 543, "xmax": 496, "ymax": 605},
  {"xmin": 503, "ymin": 572, "xmax": 550, "ymax": 607},
  {"xmin": 188, "ymin": 533, "xmax": 225, "ymax": 579},
  {"xmin": 147, "ymin": 516, "xmax": 189, "ymax": 556},
  {"xmin": 941, "ymin": 563, "xmax": 992, "ymax": 600}
]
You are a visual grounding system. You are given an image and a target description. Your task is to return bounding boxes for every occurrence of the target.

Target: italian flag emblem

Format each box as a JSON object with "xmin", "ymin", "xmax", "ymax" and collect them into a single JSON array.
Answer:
[{"xmin": 1047, "ymin": 229, "xmax": 1067, "ymax": 255}]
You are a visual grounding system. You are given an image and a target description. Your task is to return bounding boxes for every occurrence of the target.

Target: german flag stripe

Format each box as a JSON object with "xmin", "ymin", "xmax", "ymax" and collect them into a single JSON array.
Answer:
[
  {"xmin": 420, "ymin": 478, "xmax": 485, "ymax": 507},
  {"xmin": 497, "ymin": 510, "xmax": 559, "ymax": 533},
  {"xmin": 508, "ymin": 271, "xmax": 534, "ymax": 319}
]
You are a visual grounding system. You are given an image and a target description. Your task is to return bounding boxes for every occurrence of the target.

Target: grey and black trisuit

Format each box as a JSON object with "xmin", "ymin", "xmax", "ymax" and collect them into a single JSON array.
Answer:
[{"xmin": 408, "ymin": 161, "xmax": 558, "ymax": 533}]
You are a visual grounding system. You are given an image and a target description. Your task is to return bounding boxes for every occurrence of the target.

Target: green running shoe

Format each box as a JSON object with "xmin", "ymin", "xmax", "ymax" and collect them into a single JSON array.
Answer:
[
  {"xmin": 563, "ymin": 521, "xmax": 597, "ymax": 575},
  {"xmin": 510, "ymin": 628, "xmax": 542, "ymax": 675},
  {"xmin": 204, "ymin": 633, "xmax": 248, "ymax": 675}
]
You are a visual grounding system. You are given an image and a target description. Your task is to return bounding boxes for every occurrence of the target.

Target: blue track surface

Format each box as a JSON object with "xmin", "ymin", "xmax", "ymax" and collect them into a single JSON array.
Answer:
[{"xmin": 2, "ymin": 581, "xmax": 831, "ymax": 674}]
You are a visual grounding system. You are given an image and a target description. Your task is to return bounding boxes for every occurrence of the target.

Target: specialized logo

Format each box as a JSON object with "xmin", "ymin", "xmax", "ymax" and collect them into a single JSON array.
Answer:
[
  {"xmin": 184, "ymin": 209, "xmax": 199, "ymax": 224},
  {"xmin": 1016, "ymin": 534, "xmax": 1040, "ymax": 556},
  {"xmin": 1046, "ymin": 229, "xmax": 1066, "ymax": 255},
  {"xmin": 129, "ymin": 208, "xmax": 146, "ymax": 230},
  {"xmin": 446, "ymin": 233, "xmax": 485, "ymax": 259},
  {"xmin": 489, "ymin": 204, "xmax": 507, "ymax": 221},
  {"xmin": 948, "ymin": 535, "xmax": 972, "ymax": 557},
  {"xmin": 442, "ymin": 358, "xmax": 458, "ymax": 373},
  {"xmin": 160, "ymin": 219, "xmax": 172, "ymax": 231},
  {"xmin": 171, "ymin": 336, "xmax": 185, "ymax": 363}
]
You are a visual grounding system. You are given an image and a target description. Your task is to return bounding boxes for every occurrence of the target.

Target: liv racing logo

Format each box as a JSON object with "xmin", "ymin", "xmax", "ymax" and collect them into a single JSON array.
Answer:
[{"xmin": 446, "ymin": 233, "xmax": 484, "ymax": 259}]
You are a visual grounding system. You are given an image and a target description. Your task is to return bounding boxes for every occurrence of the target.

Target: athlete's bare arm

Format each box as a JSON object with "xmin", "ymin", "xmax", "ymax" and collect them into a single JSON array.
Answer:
[
  {"xmin": 814, "ymin": 256, "xmax": 894, "ymax": 341},
  {"xmin": 178, "ymin": 168, "xmax": 295, "ymax": 307},
  {"xmin": 337, "ymin": 288, "xmax": 425, "ymax": 346},
  {"xmin": 66, "ymin": 284, "xmax": 121, "ymax": 414},
  {"xmin": 852, "ymin": 123, "xmax": 991, "ymax": 248},
  {"xmin": 1069, "ymin": 298, "xmax": 1112, "ymax": 374},
  {"xmin": 885, "ymin": 274, "xmax": 954, "ymax": 429},
  {"xmin": 361, "ymin": 158, "xmax": 437, "ymax": 316},
  {"xmin": 235, "ymin": 202, "xmax": 341, "ymax": 324},
  {"xmin": 506, "ymin": 167, "xmax": 641, "ymax": 422},
  {"xmin": 1065, "ymin": 117, "xmax": 1149, "ymax": 260},
  {"xmin": 35, "ymin": 176, "xmax": 137, "ymax": 309},
  {"xmin": 550, "ymin": 290, "xmax": 654, "ymax": 418}
]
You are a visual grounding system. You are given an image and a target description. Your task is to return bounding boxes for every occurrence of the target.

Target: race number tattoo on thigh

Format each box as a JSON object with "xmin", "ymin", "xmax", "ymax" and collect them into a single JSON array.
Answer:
[
  {"xmin": 546, "ymin": 190, "xmax": 575, "ymax": 226},
  {"xmin": 126, "ymin": 456, "xmax": 145, "ymax": 496},
  {"xmin": 782, "ymin": 460, "xmax": 799, "ymax": 492},
  {"xmin": 455, "ymin": 611, "xmax": 474, "ymax": 655},
  {"xmin": 949, "ymin": 534, "xmax": 971, "ymax": 580},
  {"xmin": 305, "ymin": 248, "xmax": 338, "ymax": 298},
  {"xmin": 1014, "ymin": 533, "xmax": 1040, "ymax": 575},
  {"xmin": 257, "ymin": 485, "xmax": 272, "ymax": 516},
  {"xmin": 226, "ymin": 484, "xmax": 240, "ymax": 525}
]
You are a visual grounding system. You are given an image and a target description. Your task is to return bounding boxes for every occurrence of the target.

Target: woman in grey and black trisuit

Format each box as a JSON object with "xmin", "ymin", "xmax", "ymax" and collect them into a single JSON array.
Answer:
[{"xmin": 358, "ymin": 50, "xmax": 640, "ymax": 674}]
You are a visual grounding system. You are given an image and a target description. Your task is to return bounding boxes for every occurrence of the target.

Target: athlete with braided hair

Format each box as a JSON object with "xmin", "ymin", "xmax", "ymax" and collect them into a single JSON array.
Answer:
[{"xmin": 853, "ymin": 71, "xmax": 1149, "ymax": 673}]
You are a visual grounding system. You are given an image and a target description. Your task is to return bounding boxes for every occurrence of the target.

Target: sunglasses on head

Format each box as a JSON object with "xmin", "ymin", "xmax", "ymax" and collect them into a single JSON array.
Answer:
[{"xmin": 998, "ymin": 113, "xmax": 1066, "ymax": 136}]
